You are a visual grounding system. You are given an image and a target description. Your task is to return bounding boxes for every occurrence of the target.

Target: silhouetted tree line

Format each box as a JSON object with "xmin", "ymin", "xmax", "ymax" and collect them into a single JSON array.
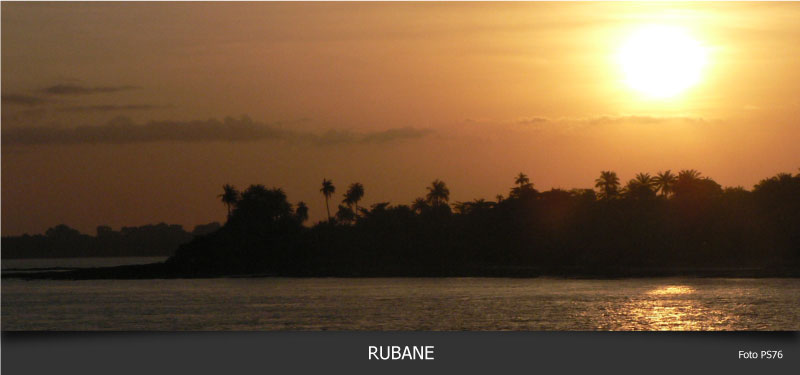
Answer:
[
  {"xmin": 167, "ymin": 170, "xmax": 800, "ymax": 277},
  {"xmin": 2, "ymin": 222, "xmax": 221, "ymax": 259}
]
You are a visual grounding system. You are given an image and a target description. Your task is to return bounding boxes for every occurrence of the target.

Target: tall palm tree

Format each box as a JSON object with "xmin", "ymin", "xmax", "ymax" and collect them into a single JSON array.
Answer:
[
  {"xmin": 342, "ymin": 182, "xmax": 365, "ymax": 217},
  {"xmin": 426, "ymin": 179, "xmax": 450, "ymax": 206},
  {"xmin": 320, "ymin": 178, "xmax": 335, "ymax": 222},
  {"xmin": 217, "ymin": 184, "xmax": 240, "ymax": 220},
  {"xmin": 653, "ymin": 170, "xmax": 677, "ymax": 197},
  {"xmin": 594, "ymin": 171, "xmax": 620, "ymax": 200}
]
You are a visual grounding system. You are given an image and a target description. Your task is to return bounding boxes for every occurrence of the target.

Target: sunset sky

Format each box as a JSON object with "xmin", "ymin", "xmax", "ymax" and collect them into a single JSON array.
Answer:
[{"xmin": 2, "ymin": 2, "xmax": 799, "ymax": 236}]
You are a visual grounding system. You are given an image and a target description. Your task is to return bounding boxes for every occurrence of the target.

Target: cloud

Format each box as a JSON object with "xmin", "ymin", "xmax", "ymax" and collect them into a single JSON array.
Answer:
[
  {"xmin": 1, "ymin": 116, "xmax": 435, "ymax": 146},
  {"xmin": 463, "ymin": 115, "xmax": 708, "ymax": 134},
  {"xmin": 507, "ymin": 114, "xmax": 708, "ymax": 131},
  {"xmin": 57, "ymin": 104, "xmax": 167, "ymax": 113},
  {"xmin": 450, "ymin": 115, "xmax": 712, "ymax": 142},
  {"xmin": 579, "ymin": 115, "xmax": 707, "ymax": 126},
  {"xmin": 2, "ymin": 117, "xmax": 287, "ymax": 145},
  {"xmin": 313, "ymin": 127, "xmax": 434, "ymax": 145},
  {"xmin": 508, "ymin": 115, "xmax": 707, "ymax": 126},
  {"xmin": 41, "ymin": 84, "xmax": 139, "ymax": 96},
  {"xmin": 2, "ymin": 94, "xmax": 48, "ymax": 106},
  {"xmin": 516, "ymin": 117, "xmax": 549, "ymax": 125},
  {"xmin": 360, "ymin": 127, "xmax": 435, "ymax": 143}
]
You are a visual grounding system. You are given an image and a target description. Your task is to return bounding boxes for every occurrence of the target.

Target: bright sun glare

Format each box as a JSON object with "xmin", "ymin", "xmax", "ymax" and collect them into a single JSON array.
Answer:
[{"xmin": 618, "ymin": 25, "xmax": 708, "ymax": 99}]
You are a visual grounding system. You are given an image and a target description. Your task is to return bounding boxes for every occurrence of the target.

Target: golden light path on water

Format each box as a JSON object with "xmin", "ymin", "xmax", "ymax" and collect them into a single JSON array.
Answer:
[
  {"xmin": 5, "ymin": 277, "xmax": 797, "ymax": 330},
  {"xmin": 620, "ymin": 285, "xmax": 738, "ymax": 331},
  {"xmin": 647, "ymin": 285, "xmax": 696, "ymax": 296}
]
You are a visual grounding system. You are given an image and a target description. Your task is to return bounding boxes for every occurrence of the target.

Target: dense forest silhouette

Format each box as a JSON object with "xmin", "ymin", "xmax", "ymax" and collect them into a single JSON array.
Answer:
[
  {"xmin": 156, "ymin": 169, "xmax": 800, "ymax": 278},
  {"xmin": 6, "ymin": 169, "xmax": 798, "ymax": 279}
]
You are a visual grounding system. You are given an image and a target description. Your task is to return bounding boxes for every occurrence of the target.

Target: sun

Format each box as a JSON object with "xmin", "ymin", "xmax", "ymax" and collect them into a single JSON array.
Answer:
[{"xmin": 617, "ymin": 25, "xmax": 708, "ymax": 99}]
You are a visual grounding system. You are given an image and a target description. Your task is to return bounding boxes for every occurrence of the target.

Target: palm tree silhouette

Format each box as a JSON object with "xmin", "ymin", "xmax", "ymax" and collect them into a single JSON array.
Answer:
[
  {"xmin": 515, "ymin": 172, "xmax": 531, "ymax": 189},
  {"xmin": 653, "ymin": 170, "xmax": 677, "ymax": 197},
  {"xmin": 295, "ymin": 201, "xmax": 309, "ymax": 223},
  {"xmin": 454, "ymin": 198, "xmax": 495, "ymax": 214},
  {"xmin": 335, "ymin": 204, "xmax": 355, "ymax": 224},
  {"xmin": 511, "ymin": 172, "xmax": 535, "ymax": 198},
  {"xmin": 678, "ymin": 169, "xmax": 701, "ymax": 181},
  {"xmin": 320, "ymin": 179, "xmax": 335, "ymax": 222},
  {"xmin": 426, "ymin": 179, "xmax": 450, "ymax": 206},
  {"xmin": 635, "ymin": 172, "xmax": 653, "ymax": 185},
  {"xmin": 625, "ymin": 172, "xmax": 656, "ymax": 198},
  {"xmin": 343, "ymin": 182, "xmax": 365, "ymax": 218},
  {"xmin": 594, "ymin": 171, "xmax": 620, "ymax": 200},
  {"xmin": 218, "ymin": 184, "xmax": 240, "ymax": 220},
  {"xmin": 411, "ymin": 197, "xmax": 428, "ymax": 214}
]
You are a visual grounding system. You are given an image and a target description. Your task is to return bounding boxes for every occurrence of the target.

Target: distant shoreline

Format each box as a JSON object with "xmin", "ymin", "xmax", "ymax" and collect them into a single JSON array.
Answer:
[{"xmin": 1, "ymin": 255, "xmax": 171, "ymax": 260}]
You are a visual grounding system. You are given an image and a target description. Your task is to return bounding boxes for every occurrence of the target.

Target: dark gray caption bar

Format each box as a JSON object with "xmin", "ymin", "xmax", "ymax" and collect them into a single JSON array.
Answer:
[{"xmin": 2, "ymin": 332, "xmax": 797, "ymax": 375}]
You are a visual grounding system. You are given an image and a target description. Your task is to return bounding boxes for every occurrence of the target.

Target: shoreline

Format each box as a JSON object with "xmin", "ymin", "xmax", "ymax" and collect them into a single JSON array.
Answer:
[{"xmin": 3, "ymin": 262, "xmax": 798, "ymax": 280}]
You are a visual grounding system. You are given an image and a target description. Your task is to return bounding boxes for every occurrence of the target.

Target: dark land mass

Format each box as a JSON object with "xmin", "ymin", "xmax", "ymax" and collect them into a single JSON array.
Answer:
[
  {"xmin": 4, "ymin": 170, "xmax": 800, "ymax": 280},
  {"xmin": 2, "ymin": 222, "xmax": 221, "ymax": 258}
]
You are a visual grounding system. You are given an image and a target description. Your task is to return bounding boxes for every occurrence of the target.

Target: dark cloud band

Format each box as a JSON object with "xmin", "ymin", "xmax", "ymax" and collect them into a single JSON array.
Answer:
[
  {"xmin": 41, "ymin": 84, "xmax": 139, "ymax": 96},
  {"xmin": 57, "ymin": 104, "xmax": 165, "ymax": 113},
  {"xmin": 2, "ymin": 94, "xmax": 48, "ymax": 106},
  {"xmin": 1, "ymin": 117, "xmax": 434, "ymax": 146}
]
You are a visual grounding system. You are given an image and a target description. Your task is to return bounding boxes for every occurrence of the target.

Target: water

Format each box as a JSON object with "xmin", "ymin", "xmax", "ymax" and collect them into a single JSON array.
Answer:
[
  {"xmin": 2, "ymin": 257, "xmax": 169, "ymax": 271},
  {"xmin": 2, "ymin": 277, "xmax": 798, "ymax": 330}
]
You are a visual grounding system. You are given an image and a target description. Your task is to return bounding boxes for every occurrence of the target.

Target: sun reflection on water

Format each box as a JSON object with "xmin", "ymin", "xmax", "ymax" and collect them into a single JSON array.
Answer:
[
  {"xmin": 609, "ymin": 284, "xmax": 739, "ymax": 331},
  {"xmin": 647, "ymin": 285, "xmax": 695, "ymax": 296}
]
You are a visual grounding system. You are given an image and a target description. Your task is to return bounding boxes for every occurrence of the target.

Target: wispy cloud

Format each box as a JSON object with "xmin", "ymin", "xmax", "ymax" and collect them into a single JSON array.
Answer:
[
  {"xmin": 1, "ymin": 116, "xmax": 435, "ymax": 146},
  {"xmin": 578, "ymin": 115, "xmax": 707, "ymax": 126},
  {"xmin": 516, "ymin": 117, "xmax": 549, "ymax": 125},
  {"xmin": 467, "ymin": 115, "xmax": 707, "ymax": 130},
  {"xmin": 313, "ymin": 127, "xmax": 434, "ymax": 145},
  {"xmin": 360, "ymin": 127, "xmax": 434, "ymax": 143},
  {"xmin": 56, "ymin": 104, "xmax": 167, "ymax": 113},
  {"xmin": 41, "ymin": 84, "xmax": 139, "ymax": 96}
]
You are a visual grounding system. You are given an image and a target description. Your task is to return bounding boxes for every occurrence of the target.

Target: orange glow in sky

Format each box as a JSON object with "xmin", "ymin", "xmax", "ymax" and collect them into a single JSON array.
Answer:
[{"xmin": 2, "ymin": 2, "xmax": 799, "ymax": 235}]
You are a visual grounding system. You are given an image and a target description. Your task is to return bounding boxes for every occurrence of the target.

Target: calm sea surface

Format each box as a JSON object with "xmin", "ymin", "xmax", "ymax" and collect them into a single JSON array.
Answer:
[{"xmin": 2, "ymin": 271, "xmax": 798, "ymax": 330}]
